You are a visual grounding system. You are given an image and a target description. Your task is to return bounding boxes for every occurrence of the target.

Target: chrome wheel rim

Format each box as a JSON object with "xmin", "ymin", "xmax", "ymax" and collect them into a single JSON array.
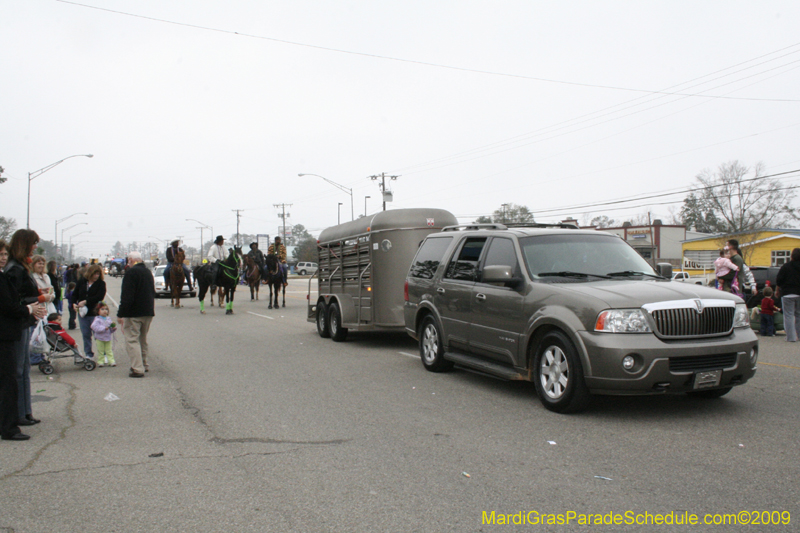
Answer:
[
  {"xmin": 317, "ymin": 309, "xmax": 326, "ymax": 331},
  {"xmin": 421, "ymin": 323, "xmax": 439, "ymax": 364},
  {"xmin": 540, "ymin": 345, "xmax": 569, "ymax": 399},
  {"xmin": 330, "ymin": 311, "xmax": 338, "ymax": 335}
]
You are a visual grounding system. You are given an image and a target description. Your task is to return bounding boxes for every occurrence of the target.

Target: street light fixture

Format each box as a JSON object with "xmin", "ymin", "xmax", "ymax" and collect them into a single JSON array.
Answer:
[
  {"xmin": 27, "ymin": 154, "xmax": 93, "ymax": 228},
  {"xmin": 186, "ymin": 219, "xmax": 213, "ymax": 257},
  {"xmin": 55, "ymin": 212, "xmax": 87, "ymax": 258},
  {"xmin": 298, "ymin": 173, "xmax": 354, "ymax": 221}
]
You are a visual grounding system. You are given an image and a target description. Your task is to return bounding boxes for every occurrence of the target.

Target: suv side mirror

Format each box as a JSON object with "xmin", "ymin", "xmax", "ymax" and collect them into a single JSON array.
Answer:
[
  {"xmin": 482, "ymin": 265, "xmax": 523, "ymax": 288},
  {"xmin": 656, "ymin": 263, "xmax": 673, "ymax": 278}
]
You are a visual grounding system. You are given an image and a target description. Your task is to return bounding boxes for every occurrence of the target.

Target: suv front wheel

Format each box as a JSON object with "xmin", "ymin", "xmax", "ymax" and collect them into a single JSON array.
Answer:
[
  {"xmin": 532, "ymin": 331, "xmax": 590, "ymax": 413},
  {"xmin": 419, "ymin": 315, "xmax": 454, "ymax": 372}
]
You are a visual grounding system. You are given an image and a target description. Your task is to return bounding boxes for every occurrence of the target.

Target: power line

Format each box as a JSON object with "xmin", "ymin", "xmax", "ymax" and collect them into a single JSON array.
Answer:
[{"xmin": 55, "ymin": 0, "xmax": 800, "ymax": 102}]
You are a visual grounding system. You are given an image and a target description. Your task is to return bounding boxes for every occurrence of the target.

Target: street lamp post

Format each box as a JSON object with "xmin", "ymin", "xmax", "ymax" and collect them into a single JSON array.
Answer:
[
  {"xmin": 27, "ymin": 154, "xmax": 93, "ymax": 228},
  {"xmin": 69, "ymin": 230, "xmax": 91, "ymax": 262},
  {"xmin": 62, "ymin": 222, "xmax": 88, "ymax": 261},
  {"xmin": 186, "ymin": 219, "xmax": 213, "ymax": 259},
  {"xmin": 298, "ymin": 173, "xmax": 354, "ymax": 221},
  {"xmin": 364, "ymin": 196, "xmax": 370, "ymax": 217},
  {"xmin": 55, "ymin": 212, "xmax": 87, "ymax": 259}
]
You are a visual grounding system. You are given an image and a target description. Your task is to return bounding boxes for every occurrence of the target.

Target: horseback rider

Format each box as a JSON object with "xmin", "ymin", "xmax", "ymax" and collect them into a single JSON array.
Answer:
[
  {"xmin": 206, "ymin": 235, "xmax": 226, "ymax": 283},
  {"xmin": 267, "ymin": 236, "xmax": 288, "ymax": 287},
  {"xmin": 247, "ymin": 242, "xmax": 266, "ymax": 280},
  {"xmin": 165, "ymin": 239, "xmax": 192, "ymax": 289}
]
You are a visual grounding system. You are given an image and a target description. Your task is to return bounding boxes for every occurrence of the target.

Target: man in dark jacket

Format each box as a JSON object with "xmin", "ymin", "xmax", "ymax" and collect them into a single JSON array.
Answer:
[
  {"xmin": 247, "ymin": 242, "xmax": 266, "ymax": 279},
  {"xmin": 777, "ymin": 248, "xmax": 800, "ymax": 342},
  {"xmin": 117, "ymin": 251, "xmax": 155, "ymax": 378},
  {"xmin": 165, "ymin": 239, "xmax": 192, "ymax": 290}
]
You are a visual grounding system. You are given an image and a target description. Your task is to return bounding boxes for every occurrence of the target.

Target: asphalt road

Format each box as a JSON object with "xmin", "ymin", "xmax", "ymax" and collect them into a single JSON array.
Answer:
[{"xmin": 1, "ymin": 276, "xmax": 798, "ymax": 532}]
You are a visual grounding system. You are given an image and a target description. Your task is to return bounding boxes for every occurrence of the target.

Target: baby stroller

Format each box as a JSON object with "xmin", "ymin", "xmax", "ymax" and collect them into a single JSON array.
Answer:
[{"xmin": 38, "ymin": 323, "xmax": 96, "ymax": 374}]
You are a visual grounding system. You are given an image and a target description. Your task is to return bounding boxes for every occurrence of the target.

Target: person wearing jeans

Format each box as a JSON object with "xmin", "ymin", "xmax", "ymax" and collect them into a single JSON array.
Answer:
[{"xmin": 777, "ymin": 248, "xmax": 800, "ymax": 342}]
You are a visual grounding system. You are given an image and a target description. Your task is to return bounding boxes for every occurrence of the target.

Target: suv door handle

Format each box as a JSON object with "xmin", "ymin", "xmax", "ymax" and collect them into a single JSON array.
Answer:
[
  {"xmin": 475, "ymin": 293, "xmax": 487, "ymax": 301},
  {"xmin": 436, "ymin": 288, "xmax": 445, "ymax": 293}
]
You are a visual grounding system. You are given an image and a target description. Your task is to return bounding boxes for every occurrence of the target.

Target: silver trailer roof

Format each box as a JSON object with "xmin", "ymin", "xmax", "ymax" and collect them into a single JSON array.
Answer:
[{"xmin": 317, "ymin": 208, "xmax": 458, "ymax": 244}]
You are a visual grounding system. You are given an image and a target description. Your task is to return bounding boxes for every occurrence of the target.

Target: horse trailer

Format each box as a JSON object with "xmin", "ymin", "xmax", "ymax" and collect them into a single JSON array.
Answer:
[{"xmin": 308, "ymin": 208, "xmax": 458, "ymax": 341}]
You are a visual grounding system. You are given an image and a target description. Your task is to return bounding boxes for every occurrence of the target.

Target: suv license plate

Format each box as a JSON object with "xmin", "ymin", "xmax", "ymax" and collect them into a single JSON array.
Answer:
[{"xmin": 693, "ymin": 369, "xmax": 722, "ymax": 389}]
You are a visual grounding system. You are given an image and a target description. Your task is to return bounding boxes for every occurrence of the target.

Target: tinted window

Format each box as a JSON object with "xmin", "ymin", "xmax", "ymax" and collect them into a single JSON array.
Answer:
[
  {"xmin": 520, "ymin": 234, "xmax": 655, "ymax": 279},
  {"xmin": 445, "ymin": 237, "xmax": 487, "ymax": 281},
  {"xmin": 409, "ymin": 237, "xmax": 453, "ymax": 279},
  {"xmin": 483, "ymin": 238, "xmax": 518, "ymax": 271}
]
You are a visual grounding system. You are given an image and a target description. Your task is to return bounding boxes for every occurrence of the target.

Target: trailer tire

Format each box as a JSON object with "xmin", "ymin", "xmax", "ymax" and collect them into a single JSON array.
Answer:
[
  {"xmin": 328, "ymin": 302, "xmax": 348, "ymax": 342},
  {"xmin": 316, "ymin": 302, "xmax": 330, "ymax": 338}
]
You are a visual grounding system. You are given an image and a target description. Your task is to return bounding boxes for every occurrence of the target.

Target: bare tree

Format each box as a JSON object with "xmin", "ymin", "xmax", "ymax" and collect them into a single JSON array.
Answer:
[
  {"xmin": 685, "ymin": 161, "xmax": 798, "ymax": 232},
  {"xmin": 473, "ymin": 203, "xmax": 535, "ymax": 224},
  {"xmin": 0, "ymin": 216, "xmax": 16, "ymax": 241}
]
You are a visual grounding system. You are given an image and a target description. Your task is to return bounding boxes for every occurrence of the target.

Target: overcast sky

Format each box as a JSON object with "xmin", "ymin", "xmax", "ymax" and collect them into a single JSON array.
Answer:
[{"xmin": 2, "ymin": 0, "xmax": 799, "ymax": 259}]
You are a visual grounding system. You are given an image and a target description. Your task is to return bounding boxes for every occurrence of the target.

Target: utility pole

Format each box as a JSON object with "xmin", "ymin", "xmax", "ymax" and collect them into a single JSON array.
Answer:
[
  {"xmin": 369, "ymin": 173, "xmax": 399, "ymax": 211},
  {"xmin": 274, "ymin": 203, "xmax": 292, "ymax": 244},
  {"xmin": 501, "ymin": 203, "xmax": 510, "ymax": 224},
  {"xmin": 232, "ymin": 209, "xmax": 244, "ymax": 247}
]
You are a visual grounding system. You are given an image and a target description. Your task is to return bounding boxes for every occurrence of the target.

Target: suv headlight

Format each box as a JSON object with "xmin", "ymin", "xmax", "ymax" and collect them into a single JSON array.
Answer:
[
  {"xmin": 595, "ymin": 309, "xmax": 652, "ymax": 333},
  {"xmin": 733, "ymin": 303, "xmax": 750, "ymax": 328}
]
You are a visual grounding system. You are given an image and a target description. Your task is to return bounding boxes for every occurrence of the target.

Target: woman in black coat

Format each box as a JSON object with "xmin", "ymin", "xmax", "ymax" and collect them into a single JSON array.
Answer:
[
  {"xmin": 74, "ymin": 264, "xmax": 106, "ymax": 360},
  {"xmin": 4, "ymin": 230, "xmax": 51, "ymax": 427}
]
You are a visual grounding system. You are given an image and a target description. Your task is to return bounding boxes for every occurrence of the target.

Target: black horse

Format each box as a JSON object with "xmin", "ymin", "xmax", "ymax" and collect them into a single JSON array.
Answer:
[
  {"xmin": 196, "ymin": 246, "xmax": 242, "ymax": 315},
  {"xmin": 264, "ymin": 253, "xmax": 286, "ymax": 309}
]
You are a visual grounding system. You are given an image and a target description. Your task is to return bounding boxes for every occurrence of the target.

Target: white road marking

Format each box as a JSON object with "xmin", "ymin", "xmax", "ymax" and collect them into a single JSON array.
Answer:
[
  {"xmin": 247, "ymin": 312, "xmax": 275, "ymax": 320},
  {"xmin": 398, "ymin": 351, "xmax": 420, "ymax": 359},
  {"xmin": 106, "ymin": 294, "xmax": 119, "ymax": 308}
]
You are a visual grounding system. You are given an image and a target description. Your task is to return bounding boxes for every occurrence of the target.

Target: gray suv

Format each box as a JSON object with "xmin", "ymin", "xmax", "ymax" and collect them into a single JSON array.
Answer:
[{"xmin": 403, "ymin": 224, "xmax": 758, "ymax": 413}]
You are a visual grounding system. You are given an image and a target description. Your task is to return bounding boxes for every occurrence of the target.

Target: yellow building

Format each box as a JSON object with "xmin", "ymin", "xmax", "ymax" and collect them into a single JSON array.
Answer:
[{"xmin": 681, "ymin": 229, "xmax": 800, "ymax": 273}]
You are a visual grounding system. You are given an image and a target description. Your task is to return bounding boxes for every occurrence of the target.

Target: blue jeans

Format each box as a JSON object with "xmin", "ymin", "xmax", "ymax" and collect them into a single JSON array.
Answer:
[
  {"xmin": 760, "ymin": 314, "xmax": 775, "ymax": 336},
  {"xmin": 79, "ymin": 314, "xmax": 95, "ymax": 358},
  {"xmin": 782, "ymin": 296, "xmax": 800, "ymax": 342},
  {"xmin": 14, "ymin": 326, "xmax": 32, "ymax": 419},
  {"xmin": 164, "ymin": 263, "xmax": 193, "ymax": 288}
]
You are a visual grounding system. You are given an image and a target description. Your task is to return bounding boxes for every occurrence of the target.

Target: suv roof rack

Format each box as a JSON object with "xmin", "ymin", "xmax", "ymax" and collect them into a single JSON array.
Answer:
[
  {"xmin": 441, "ymin": 224, "xmax": 508, "ymax": 232},
  {"xmin": 441, "ymin": 222, "xmax": 579, "ymax": 232},
  {"xmin": 505, "ymin": 222, "xmax": 579, "ymax": 229}
]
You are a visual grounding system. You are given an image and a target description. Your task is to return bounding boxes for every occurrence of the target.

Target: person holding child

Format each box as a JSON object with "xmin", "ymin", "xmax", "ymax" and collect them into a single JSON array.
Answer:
[
  {"xmin": 714, "ymin": 248, "xmax": 740, "ymax": 294},
  {"xmin": 90, "ymin": 302, "xmax": 117, "ymax": 367}
]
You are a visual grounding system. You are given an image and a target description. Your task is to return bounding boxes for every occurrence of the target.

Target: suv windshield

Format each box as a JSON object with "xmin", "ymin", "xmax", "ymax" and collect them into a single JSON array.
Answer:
[{"xmin": 519, "ymin": 234, "xmax": 657, "ymax": 280}]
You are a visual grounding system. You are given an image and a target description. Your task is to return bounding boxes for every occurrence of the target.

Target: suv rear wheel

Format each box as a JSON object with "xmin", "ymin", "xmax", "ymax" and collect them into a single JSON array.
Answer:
[
  {"xmin": 419, "ymin": 315, "xmax": 454, "ymax": 372},
  {"xmin": 533, "ymin": 331, "xmax": 590, "ymax": 413}
]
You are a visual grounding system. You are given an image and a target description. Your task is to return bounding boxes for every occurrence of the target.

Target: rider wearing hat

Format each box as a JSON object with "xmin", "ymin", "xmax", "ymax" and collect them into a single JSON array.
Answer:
[
  {"xmin": 247, "ymin": 242, "xmax": 266, "ymax": 280},
  {"xmin": 267, "ymin": 236, "xmax": 288, "ymax": 287},
  {"xmin": 165, "ymin": 239, "xmax": 193, "ymax": 290},
  {"xmin": 206, "ymin": 235, "xmax": 226, "ymax": 282}
]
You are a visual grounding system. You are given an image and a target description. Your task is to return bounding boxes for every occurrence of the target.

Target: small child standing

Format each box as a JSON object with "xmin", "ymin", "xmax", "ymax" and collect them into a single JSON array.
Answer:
[
  {"xmin": 90, "ymin": 302, "xmax": 117, "ymax": 367},
  {"xmin": 65, "ymin": 282, "xmax": 78, "ymax": 330},
  {"xmin": 760, "ymin": 286, "xmax": 781, "ymax": 336}
]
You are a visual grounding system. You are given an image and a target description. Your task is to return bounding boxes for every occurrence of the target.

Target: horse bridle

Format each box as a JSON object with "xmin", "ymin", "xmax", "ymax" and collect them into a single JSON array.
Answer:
[{"xmin": 218, "ymin": 250, "xmax": 241, "ymax": 281}]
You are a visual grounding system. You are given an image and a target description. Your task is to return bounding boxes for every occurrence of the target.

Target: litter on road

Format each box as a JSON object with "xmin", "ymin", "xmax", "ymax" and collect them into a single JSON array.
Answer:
[{"xmin": 104, "ymin": 392, "xmax": 120, "ymax": 402}]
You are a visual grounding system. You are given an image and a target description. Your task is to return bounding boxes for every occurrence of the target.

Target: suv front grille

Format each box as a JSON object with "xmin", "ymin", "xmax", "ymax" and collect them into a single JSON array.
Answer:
[
  {"xmin": 650, "ymin": 306, "xmax": 734, "ymax": 338},
  {"xmin": 669, "ymin": 353, "xmax": 738, "ymax": 372}
]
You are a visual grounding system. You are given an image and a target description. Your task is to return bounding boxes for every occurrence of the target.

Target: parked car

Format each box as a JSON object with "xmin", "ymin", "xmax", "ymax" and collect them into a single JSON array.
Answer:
[
  {"xmin": 404, "ymin": 224, "xmax": 757, "ymax": 413},
  {"xmin": 671, "ymin": 271, "xmax": 712, "ymax": 285},
  {"xmin": 153, "ymin": 265, "xmax": 196, "ymax": 298},
  {"xmin": 295, "ymin": 262, "xmax": 318, "ymax": 276}
]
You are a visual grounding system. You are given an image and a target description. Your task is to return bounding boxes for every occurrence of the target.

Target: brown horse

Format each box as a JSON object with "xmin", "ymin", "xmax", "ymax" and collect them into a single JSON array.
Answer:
[
  {"xmin": 168, "ymin": 250, "xmax": 186, "ymax": 308},
  {"xmin": 244, "ymin": 255, "xmax": 261, "ymax": 301}
]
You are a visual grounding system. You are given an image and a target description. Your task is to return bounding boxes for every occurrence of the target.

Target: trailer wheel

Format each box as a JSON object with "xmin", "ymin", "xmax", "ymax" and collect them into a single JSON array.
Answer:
[
  {"xmin": 316, "ymin": 302, "xmax": 330, "ymax": 338},
  {"xmin": 328, "ymin": 302, "xmax": 348, "ymax": 342}
]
